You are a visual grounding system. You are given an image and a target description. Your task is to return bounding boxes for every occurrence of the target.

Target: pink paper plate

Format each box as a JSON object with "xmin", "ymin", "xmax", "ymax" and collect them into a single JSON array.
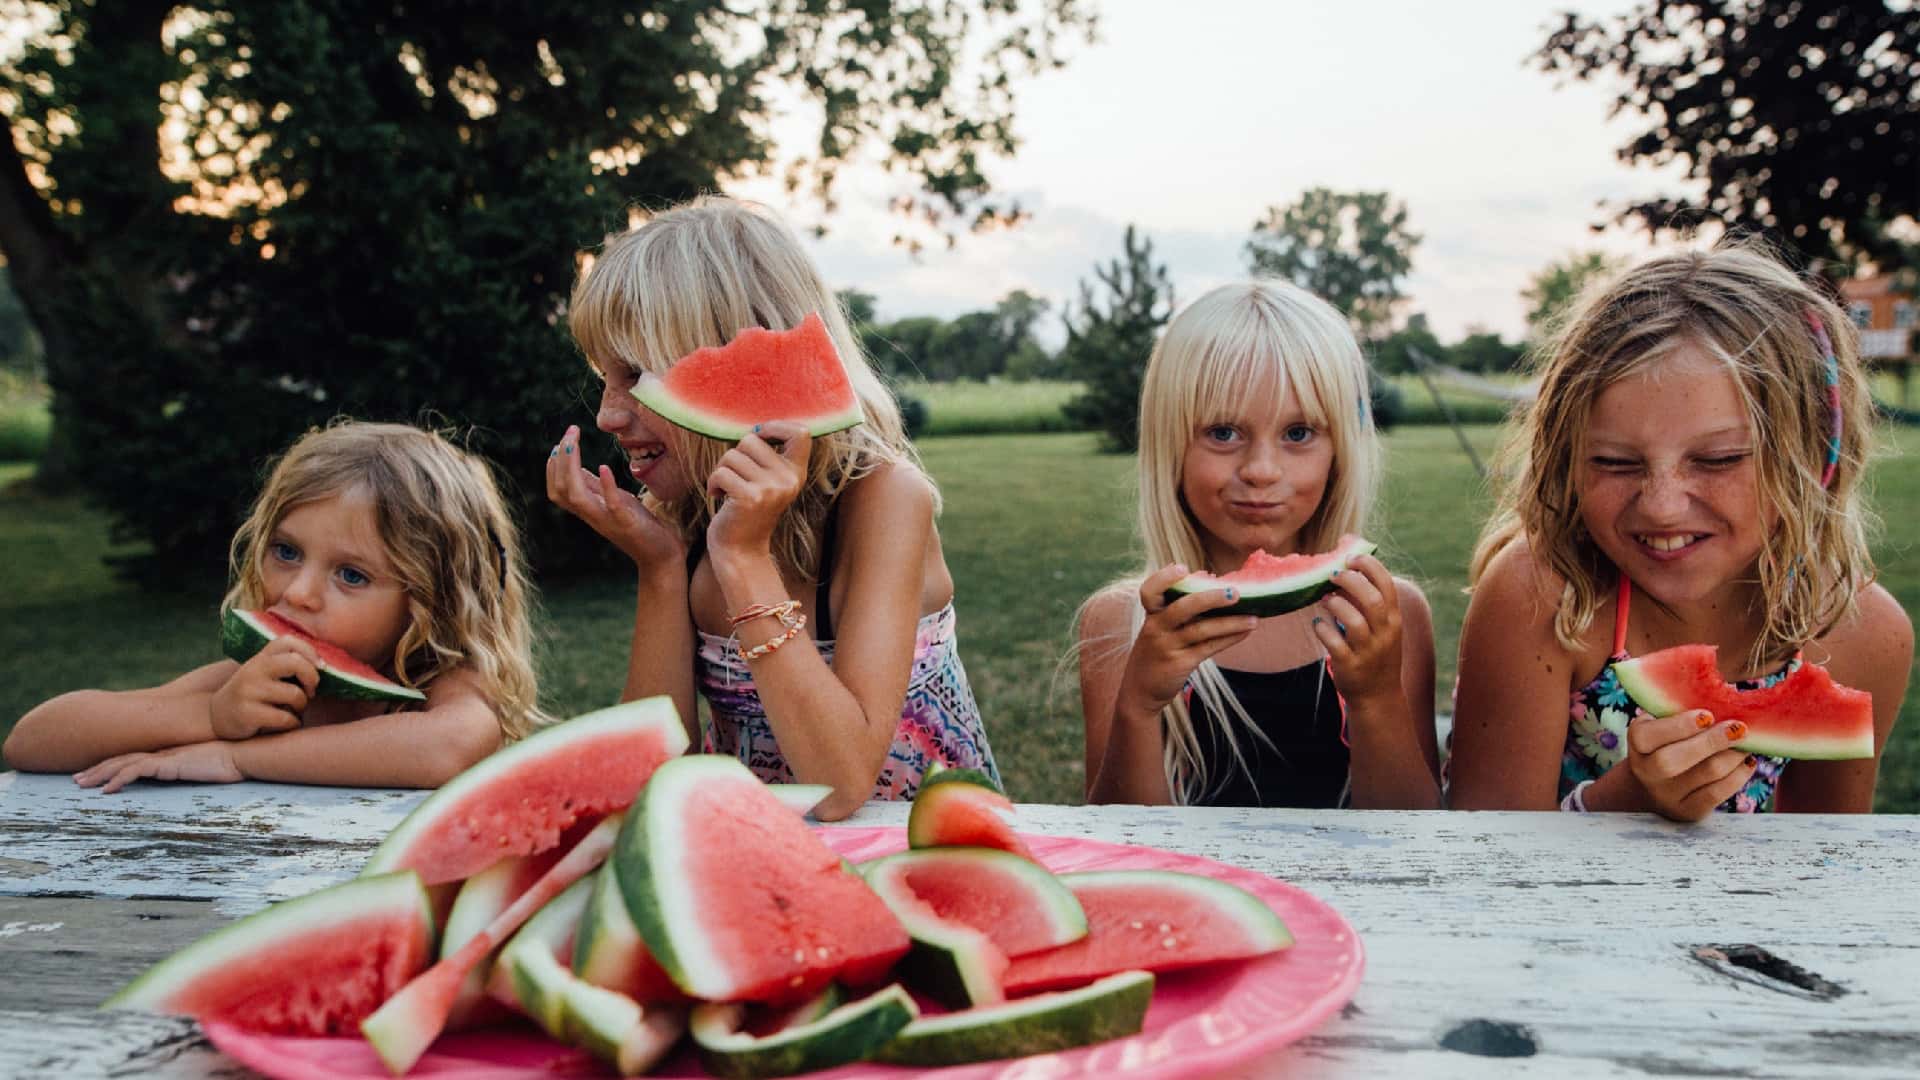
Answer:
[{"xmin": 207, "ymin": 827, "xmax": 1363, "ymax": 1079}]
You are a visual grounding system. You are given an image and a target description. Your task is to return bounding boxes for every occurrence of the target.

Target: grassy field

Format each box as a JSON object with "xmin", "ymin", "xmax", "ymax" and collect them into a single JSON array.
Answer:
[{"xmin": 4, "ymin": 425, "xmax": 1915, "ymax": 811}]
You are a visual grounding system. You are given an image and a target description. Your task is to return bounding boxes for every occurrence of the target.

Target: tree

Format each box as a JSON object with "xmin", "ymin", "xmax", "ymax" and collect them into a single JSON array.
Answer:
[
  {"xmin": 0, "ymin": 1, "xmax": 1092, "ymax": 576},
  {"xmin": 991, "ymin": 289, "xmax": 1055, "ymax": 380},
  {"xmin": 1448, "ymin": 328, "xmax": 1526, "ymax": 375},
  {"xmin": 1244, "ymin": 188, "xmax": 1420, "ymax": 342},
  {"xmin": 1059, "ymin": 226, "xmax": 1174, "ymax": 452},
  {"xmin": 1537, "ymin": 2, "xmax": 1919, "ymax": 269},
  {"xmin": 1371, "ymin": 313, "xmax": 1444, "ymax": 376},
  {"xmin": 1521, "ymin": 252, "xmax": 1623, "ymax": 341}
]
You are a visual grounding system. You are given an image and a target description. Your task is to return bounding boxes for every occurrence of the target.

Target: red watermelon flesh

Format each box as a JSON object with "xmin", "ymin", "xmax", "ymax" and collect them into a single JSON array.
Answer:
[
  {"xmin": 1163, "ymin": 535, "xmax": 1377, "ymax": 618},
  {"xmin": 361, "ymin": 696, "xmax": 687, "ymax": 886},
  {"xmin": 222, "ymin": 608, "xmax": 424, "ymax": 703},
  {"xmin": 907, "ymin": 767, "xmax": 1035, "ymax": 861},
  {"xmin": 1611, "ymin": 644, "xmax": 1875, "ymax": 760},
  {"xmin": 630, "ymin": 312, "xmax": 865, "ymax": 441},
  {"xmin": 615, "ymin": 755, "xmax": 910, "ymax": 1004},
  {"xmin": 104, "ymin": 872, "xmax": 434, "ymax": 1036},
  {"xmin": 866, "ymin": 848, "xmax": 1087, "ymax": 959},
  {"xmin": 1000, "ymin": 870, "xmax": 1292, "ymax": 996}
]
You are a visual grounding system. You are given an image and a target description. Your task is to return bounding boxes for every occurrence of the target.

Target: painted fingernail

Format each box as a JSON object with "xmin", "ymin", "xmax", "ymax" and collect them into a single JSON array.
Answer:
[
  {"xmin": 1312, "ymin": 616, "xmax": 1324, "ymax": 626},
  {"xmin": 753, "ymin": 424, "xmax": 762, "ymax": 433},
  {"xmin": 1695, "ymin": 714, "xmax": 1714, "ymax": 730},
  {"xmin": 1744, "ymin": 755, "xmax": 1758, "ymax": 767},
  {"xmin": 563, "ymin": 445, "xmax": 572, "ymax": 455},
  {"xmin": 1726, "ymin": 721, "xmax": 1748, "ymax": 741},
  {"xmin": 1224, "ymin": 588, "xmax": 1236, "ymax": 601}
]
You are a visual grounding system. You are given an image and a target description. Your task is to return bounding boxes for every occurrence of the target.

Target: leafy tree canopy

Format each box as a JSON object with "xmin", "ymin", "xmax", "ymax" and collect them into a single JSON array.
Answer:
[
  {"xmin": 1537, "ymin": 0, "xmax": 1918, "ymax": 268},
  {"xmin": 1060, "ymin": 225, "xmax": 1173, "ymax": 452},
  {"xmin": 1521, "ymin": 251, "xmax": 1624, "ymax": 340},
  {"xmin": 0, "ymin": 0, "xmax": 1091, "ymax": 578},
  {"xmin": 1244, "ymin": 187, "xmax": 1420, "ymax": 342}
]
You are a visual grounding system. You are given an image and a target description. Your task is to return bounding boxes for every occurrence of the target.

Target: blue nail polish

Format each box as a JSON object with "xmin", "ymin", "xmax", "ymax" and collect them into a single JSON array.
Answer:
[
  {"xmin": 1225, "ymin": 588, "xmax": 1236, "ymax": 601},
  {"xmin": 563, "ymin": 445, "xmax": 572, "ymax": 454}
]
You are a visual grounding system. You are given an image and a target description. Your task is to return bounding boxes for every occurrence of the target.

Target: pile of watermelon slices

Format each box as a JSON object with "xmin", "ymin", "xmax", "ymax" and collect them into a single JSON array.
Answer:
[{"xmin": 103, "ymin": 702, "xmax": 1295, "ymax": 1078}]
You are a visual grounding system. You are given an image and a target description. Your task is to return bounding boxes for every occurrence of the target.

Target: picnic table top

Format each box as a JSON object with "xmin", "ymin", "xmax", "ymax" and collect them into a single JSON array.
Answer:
[{"xmin": 3, "ymin": 771, "xmax": 1917, "ymax": 1078}]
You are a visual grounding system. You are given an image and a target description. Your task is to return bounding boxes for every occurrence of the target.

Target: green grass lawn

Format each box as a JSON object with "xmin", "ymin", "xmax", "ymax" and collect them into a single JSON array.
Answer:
[{"xmin": 3, "ymin": 427, "xmax": 1917, "ymax": 811}]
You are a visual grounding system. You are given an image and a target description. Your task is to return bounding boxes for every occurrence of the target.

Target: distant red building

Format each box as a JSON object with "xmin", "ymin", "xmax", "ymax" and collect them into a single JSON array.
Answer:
[{"xmin": 1840, "ymin": 275, "xmax": 1916, "ymax": 359}]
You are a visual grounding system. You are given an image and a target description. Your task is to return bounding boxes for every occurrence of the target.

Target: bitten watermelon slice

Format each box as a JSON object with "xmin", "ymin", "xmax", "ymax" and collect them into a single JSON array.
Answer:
[
  {"xmin": 361, "ymin": 696, "xmax": 688, "ymax": 886},
  {"xmin": 221, "ymin": 608, "xmax": 425, "ymax": 703},
  {"xmin": 631, "ymin": 312, "xmax": 864, "ymax": 441},
  {"xmin": 571, "ymin": 856, "xmax": 687, "ymax": 1005},
  {"xmin": 872, "ymin": 969, "xmax": 1154, "ymax": 1067},
  {"xmin": 862, "ymin": 861, "xmax": 1009, "ymax": 1009},
  {"xmin": 1611, "ymin": 644, "xmax": 1875, "ymax": 760},
  {"xmin": 861, "ymin": 847, "xmax": 1087, "ymax": 958},
  {"xmin": 907, "ymin": 764, "xmax": 1035, "ymax": 861},
  {"xmin": 104, "ymin": 872, "xmax": 434, "ymax": 1035},
  {"xmin": 1000, "ymin": 870, "xmax": 1292, "ymax": 996},
  {"xmin": 613, "ymin": 754, "xmax": 911, "ymax": 1003},
  {"xmin": 1164, "ymin": 535, "xmax": 1377, "ymax": 618}
]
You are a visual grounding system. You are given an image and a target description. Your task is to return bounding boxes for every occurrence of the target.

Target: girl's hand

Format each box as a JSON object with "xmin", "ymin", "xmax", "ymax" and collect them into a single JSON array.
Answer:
[
  {"xmin": 546, "ymin": 425, "xmax": 685, "ymax": 571},
  {"xmin": 708, "ymin": 422, "xmax": 811, "ymax": 560},
  {"xmin": 1312, "ymin": 555, "xmax": 1404, "ymax": 704},
  {"xmin": 1625, "ymin": 710, "xmax": 1758, "ymax": 821},
  {"xmin": 74, "ymin": 741, "xmax": 244, "ymax": 794},
  {"xmin": 209, "ymin": 637, "xmax": 318, "ymax": 740},
  {"xmin": 1116, "ymin": 564, "xmax": 1260, "ymax": 717}
]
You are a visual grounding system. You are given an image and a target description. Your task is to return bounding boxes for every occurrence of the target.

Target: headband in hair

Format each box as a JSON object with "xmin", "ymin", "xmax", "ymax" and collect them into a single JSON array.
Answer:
[{"xmin": 1805, "ymin": 313, "xmax": 1842, "ymax": 489}]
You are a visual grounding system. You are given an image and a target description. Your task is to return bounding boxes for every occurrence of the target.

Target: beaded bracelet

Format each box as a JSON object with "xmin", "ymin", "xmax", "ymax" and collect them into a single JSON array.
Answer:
[
  {"xmin": 1559, "ymin": 779, "xmax": 1595, "ymax": 813},
  {"xmin": 730, "ymin": 599, "xmax": 800, "ymax": 628},
  {"xmin": 741, "ymin": 612, "xmax": 806, "ymax": 661}
]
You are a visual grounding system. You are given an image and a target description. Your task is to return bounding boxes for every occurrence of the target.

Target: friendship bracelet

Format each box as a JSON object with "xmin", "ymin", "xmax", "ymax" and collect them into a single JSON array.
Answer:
[
  {"xmin": 730, "ymin": 600, "xmax": 800, "ymax": 628},
  {"xmin": 1559, "ymin": 779, "xmax": 1595, "ymax": 813},
  {"xmin": 741, "ymin": 612, "xmax": 807, "ymax": 661}
]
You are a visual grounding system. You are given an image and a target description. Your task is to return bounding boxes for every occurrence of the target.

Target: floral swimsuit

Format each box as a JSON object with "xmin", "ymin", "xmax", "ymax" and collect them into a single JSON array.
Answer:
[
  {"xmin": 1565, "ymin": 577, "xmax": 1789, "ymax": 813},
  {"xmin": 692, "ymin": 510, "xmax": 999, "ymax": 801}
]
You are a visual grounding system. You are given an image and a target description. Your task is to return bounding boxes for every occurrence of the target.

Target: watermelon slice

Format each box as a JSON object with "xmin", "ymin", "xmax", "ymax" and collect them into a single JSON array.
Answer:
[
  {"xmin": 221, "ymin": 608, "xmax": 425, "ymax": 703},
  {"xmin": 861, "ymin": 847, "xmax": 1086, "ymax": 958},
  {"xmin": 863, "ymin": 863, "xmax": 1009, "ymax": 1009},
  {"xmin": 571, "ymin": 856, "xmax": 687, "ymax": 1004},
  {"xmin": 104, "ymin": 871, "xmax": 434, "ymax": 1036},
  {"xmin": 906, "ymin": 764, "xmax": 1035, "ymax": 860},
  {"xmin": 491, "ymin": 876, "xmax": 596, "ymax": 1035},
  {"xmin": 558, "ymin": 989, "xmax": 687, "ymax": 1077},
  {"xmin": 361, "ymin": 695, "xmax": 688, "ymax": 886},
  {"xmin": 360, "ymin": 816, "xmax": 621, "ymax": 1074},
  {"xmin": 630, "ymin": 312, "xmax": 865, "ymax": 441},
  {"xmin": 1000, "ymin": 870, "xmax": 1293, "ymax": 996},
  {"xmin": 1611, "ymin": 644, "xmax": 1875, "ymax": 760},
  {"xmin": 690, "ymin": 983, "xmax": 918, "ymax": 1079},
  {"xmin": 872, "ymin": 969, "xmax": 1154, "ymax": 1067},
  {"xmin": 612, "ymin": 754, "xmax": 911, "ymax": 1003},
  {"xmin": 1164, "ymin": 534, "xmax": 1377, "ymax": 618}
]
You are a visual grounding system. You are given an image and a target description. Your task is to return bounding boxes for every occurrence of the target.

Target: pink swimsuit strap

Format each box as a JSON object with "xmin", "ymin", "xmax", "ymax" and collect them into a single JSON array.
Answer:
[{"xmin": 1611, "ymin": 575, "xmax": 1632, "ymax": 660}]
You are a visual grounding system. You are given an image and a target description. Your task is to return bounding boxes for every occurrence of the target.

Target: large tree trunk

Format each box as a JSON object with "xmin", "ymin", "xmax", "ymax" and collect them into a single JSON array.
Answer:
[{"xmin": 0, "ymin": 1, "xmax": 174, "ymax": 487}]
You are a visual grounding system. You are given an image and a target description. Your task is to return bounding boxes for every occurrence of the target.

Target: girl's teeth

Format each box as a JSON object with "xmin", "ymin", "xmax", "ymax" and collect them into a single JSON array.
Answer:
[{"xmin": 1642, "ymin": 534, "xmax": 1697, "ymax": 552}]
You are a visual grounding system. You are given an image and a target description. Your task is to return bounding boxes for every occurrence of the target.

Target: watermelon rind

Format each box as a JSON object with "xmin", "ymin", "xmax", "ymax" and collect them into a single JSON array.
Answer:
[
  {"xmin": 872, "ymin": 969, "xmax": 1154, "ymax": 1067},
  {"xmin": 495, "ymin": 876, "xmax": 596, "ymax": 1035},
  {"xmin": 221, "ymin": 608, "xmax": 426, "ymax": 703},
  {"xmin": 861, "ymin": 847, "xmax": 1087, "ymax": 957},
  {"xmin": 360, "ymin": 695, "xmax": 688, "ymax": 884},
  {"xmin": 906, "ymin": 767, "xmax": 1034, "ymax": 859},
  {"xmin": 571, "ymin": 856, "xmax": 682, "ymax": 1004},
  {"xmin": 630, "ymin": 313, "xmax": 865, "ymax": 442},
  {"xmin": 690, "ymin": 983, "xmax": 918, "ymax": 1080},
  {"xmin": 560, "ymin": 990, "xmax": 688, "ymax": 1077},
  {"xmin": 104, "ymin": 871, "xmax": 434, "ymax": 1035},
  {"xmin": 1611, "ymin": 646, "xmax": 1875, "ymax": 760},
  {"xmin": 1163, "ymin": 535, "xmax": 1377, "ymax": 618},
  {"xmin": 765, "ymin": 782, "xmax": 833, "ymax": 818},
  {"xmin": 864, "ymin": 877, "xmax": 1007, "ymax": 1010}
]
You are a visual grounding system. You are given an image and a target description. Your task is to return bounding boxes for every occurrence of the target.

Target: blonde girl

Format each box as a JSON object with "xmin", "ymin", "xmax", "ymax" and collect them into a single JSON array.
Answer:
[
  {"xmin": 1448, "ymin": 245, "xmax": 1910, "ymax": 818},
  {"xmin": 547, "ymin": 196, "xmax": 997, "ymax": 821},
  {"xmin": 5, "ymin": 421, "xmax": 545, "ymax": 790},
  {"xmin": 1077, "ymin": 282, "xmax": 1440, "ymax": 808}
]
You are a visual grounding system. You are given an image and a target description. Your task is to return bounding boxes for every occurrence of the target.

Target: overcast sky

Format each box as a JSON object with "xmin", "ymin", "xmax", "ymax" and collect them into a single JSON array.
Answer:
[{"xmin": 732, "ymin": 0, "xmax": 1688, "ymax": 344}]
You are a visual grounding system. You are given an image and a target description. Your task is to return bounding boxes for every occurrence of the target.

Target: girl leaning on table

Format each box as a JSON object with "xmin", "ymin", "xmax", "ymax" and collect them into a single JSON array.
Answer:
[
  {"xmin": 1075, "ymin": 281, "xmax": 1441, "ymax": 809},
  {"xmin": 1447, "ymin": 245, "xmax": 1910, "ymax": 818},
  {"xmin": 3, "ymin": 421, "xmax": 547, "ymax": 790},
  {"xmin": 545, "ymin": 196, "xmax": 998, "ymax": 821}
]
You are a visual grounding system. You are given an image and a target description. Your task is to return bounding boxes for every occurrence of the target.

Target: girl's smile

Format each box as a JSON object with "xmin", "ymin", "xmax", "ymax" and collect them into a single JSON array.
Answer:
[
  {"xmin": 1580, "ymin": 343, "xmax": 1775, "ymax": 610},
  {"xmin": 260, "ymin": 490, "xmax": 411, "ymax": 668},
  {"xmin": 595, "ymin": 363, "xmax": 691, "ymax": 499}
]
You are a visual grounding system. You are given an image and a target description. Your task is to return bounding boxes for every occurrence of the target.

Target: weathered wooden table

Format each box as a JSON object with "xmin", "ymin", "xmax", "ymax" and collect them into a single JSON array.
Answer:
[{"xmin": 3, "ymin": 770, "xmax": 1917, "ymax": 1078}]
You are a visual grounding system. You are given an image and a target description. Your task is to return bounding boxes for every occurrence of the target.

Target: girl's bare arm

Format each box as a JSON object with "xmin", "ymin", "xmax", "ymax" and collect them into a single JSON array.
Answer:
[{"xmin": 3, "ymin": 661, "xmax": 237, "ymax": 773}]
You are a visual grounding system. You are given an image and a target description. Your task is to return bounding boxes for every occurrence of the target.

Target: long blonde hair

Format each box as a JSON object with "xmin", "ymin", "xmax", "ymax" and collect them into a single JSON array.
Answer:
[
  {"xmin": 568, "ymin": 196, "xmax": 923, "ymax": 579},
  {"xmin": 223, "ymin": 421, "xmax": 549, "ymax": 740},
  {"xmin": 1081, "ymin": 281, "xmax": 1382, "ymax": 803},
  {"xmin": 1471, "ymin": 243, "xmax": 1877, "ymax": 671}
]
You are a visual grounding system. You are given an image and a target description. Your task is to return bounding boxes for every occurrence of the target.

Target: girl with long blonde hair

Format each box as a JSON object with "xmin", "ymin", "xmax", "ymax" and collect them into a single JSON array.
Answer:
[
  {"xmin": 548, "ymin": 196, "xmax": 997, "ymax": 820},
  {"xmin": 6, "ymin": 421, "xmax": 545, "ymax": 789},
  {"xmin": 1077, "ymin": 281, "xmax": 1440, "ymax": 808},
  {"xmin": 1448, "ymin": 244, "xmax": 1909, "ymax": 818}
]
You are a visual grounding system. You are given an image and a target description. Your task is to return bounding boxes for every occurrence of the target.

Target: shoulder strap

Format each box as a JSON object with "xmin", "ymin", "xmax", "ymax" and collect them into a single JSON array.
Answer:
[
  {"xmin": 1611, "ymin": 574, "xmax": 1632, "ymax": 660},
  {"xmin": 814, "ymin": 503, "xmax": 839, "ymax": 641}
]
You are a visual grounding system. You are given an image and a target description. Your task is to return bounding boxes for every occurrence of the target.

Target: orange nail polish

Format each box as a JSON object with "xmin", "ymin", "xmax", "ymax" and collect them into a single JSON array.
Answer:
[
  {"xmin": 1695, "ymin": 714, "xmax": 1713, "ymax": 730},
  {"xmin": 1726, "ymin": 720, "xmax": 1748, "ymax": 741}
]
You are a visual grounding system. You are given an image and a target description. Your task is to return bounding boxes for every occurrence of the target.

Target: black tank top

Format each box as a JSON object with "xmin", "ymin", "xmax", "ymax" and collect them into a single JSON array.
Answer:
[{"xmin": 1187, "ymin": 662, "xmax": 1350, "ymax": 808}]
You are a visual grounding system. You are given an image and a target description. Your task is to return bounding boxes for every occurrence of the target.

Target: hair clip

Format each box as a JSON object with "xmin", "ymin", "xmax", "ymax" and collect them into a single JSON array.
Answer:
[{"xmin": 1805, "ymin": 313, "xmax": 1841, "ymax": 489}]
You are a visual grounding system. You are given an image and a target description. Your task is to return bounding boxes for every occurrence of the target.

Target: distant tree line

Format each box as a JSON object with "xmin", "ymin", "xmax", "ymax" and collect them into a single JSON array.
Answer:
[{"xmin": 839, "ymin": 289, "xmax": 1060, "ymax": 383}]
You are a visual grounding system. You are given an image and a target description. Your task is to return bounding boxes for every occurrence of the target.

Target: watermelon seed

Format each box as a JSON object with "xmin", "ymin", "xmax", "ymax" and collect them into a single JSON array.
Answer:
[
  {"xmin": 789, "ymin": 975, "xmax": 804, "ymax": 988},
  {"xmin": 1157, "ymin": 923, "xmax": 1171, "ymax": 933},
  {"xmin": 1162, "ymin": 937, "xmax": 1178, "ymax": 949},
  {"xmin": 816, "ymin": 946, "xmax": 831, "ymax": 959},
  {"xmin": 1129, "ymin": 921, "xmax": 1144, "ymax": 930},
  {"xmin": 792, "ymin": 948, "xmax": 806, "ymax": 964}
]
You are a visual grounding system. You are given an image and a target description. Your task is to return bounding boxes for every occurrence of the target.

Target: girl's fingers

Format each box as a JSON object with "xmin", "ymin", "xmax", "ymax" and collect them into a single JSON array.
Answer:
[
  {"xmin": 1319, "ymin": 594, "xmax": 1369, "ymax": 643},
  {"xmin": 1627, "ymin": 709, "xmax": 1716, "ymax": 757},
  {"xmin": 100, "ymin": 762, "xmax": 151, "ymax": 795},
  {"xmin": 1311, "ymin": 615, "xmax": 1353, "ymax": 661},
  {"xmin": 707, "ymin": 462, "xmax": 746, "ymax": 501},
  {"xmin": 1329, "ymin": 560, "xmax": 1387, "ymax": 612},
  {"xmin": 1162, "ymin": 587, "xmax": 1246, "ymax": 626},
  {"xmin": 1642, "ymin": 716, "xmax": 1745, "ymax": 780},
  {"xmin": 1175, "ymin": 613, "xmax": 1260, "ymax": 648},
  {"xmin": 1138, "ymin": 565, "xmax": 1192, "ymax": 613},
  {"xmin": 758, "ymin": 422, "xmax": 812, "ymax": 467}
]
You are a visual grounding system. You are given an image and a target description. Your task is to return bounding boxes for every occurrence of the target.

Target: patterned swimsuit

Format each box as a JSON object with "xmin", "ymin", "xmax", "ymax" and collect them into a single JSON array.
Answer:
[
  {"xmin": 693, "ymin": 512, "xmax": 999, "ymax": 801},
  {"xmin": 1565, "ymin": 577, "xmax": 1790, "ymax": 813}
]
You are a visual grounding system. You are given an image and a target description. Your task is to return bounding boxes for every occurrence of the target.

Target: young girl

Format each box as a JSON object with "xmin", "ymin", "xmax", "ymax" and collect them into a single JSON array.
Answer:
[
  {"xmin": 1077, "ymin": 282, "xmax": 1440, "ymax": 809},
  {"xmin": 1448, "ymin": 246, "xmax": 1910, "ymax": 818},
  {"xmin": 546, "ymin": 196, "xmax": 997, "ymax": 821},
  {"xmin": 3, "ymin": 421, "xmax": 544, "ymax": 791}
]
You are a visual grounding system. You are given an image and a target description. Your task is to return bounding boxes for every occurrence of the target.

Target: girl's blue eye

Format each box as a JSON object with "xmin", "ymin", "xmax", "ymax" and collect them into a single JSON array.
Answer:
[
  {"xmin": 338, "ymin": 566, "xmax": 371, "ymax": 588},
  {"xmin": 270, "ymin": 541, "xmax": 299, "ymax": 563},
  {"xmin": 1204, "ymin": 424, "xmax": 1240, "ymax": 444},
  {"xmin": 1283, "ymin": 424, "xmax": 1315, "ymax": 444}
]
